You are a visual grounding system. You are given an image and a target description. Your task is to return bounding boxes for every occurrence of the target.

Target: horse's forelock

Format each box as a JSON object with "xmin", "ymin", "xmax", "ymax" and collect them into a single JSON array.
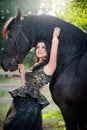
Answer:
[{"xmin": 3, "ymin": 17, "xmax": 15, "ymax": 38}]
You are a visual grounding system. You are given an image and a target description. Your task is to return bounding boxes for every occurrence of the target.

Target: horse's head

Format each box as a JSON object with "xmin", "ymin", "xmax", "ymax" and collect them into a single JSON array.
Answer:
[{"xmin": 1, "ymin": 11, "xmax": 31, "ymax": 71}]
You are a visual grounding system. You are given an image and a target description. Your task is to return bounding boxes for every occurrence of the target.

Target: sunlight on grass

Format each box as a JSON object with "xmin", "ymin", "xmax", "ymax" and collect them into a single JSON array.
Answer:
[
  {"xmin": 0, "ymin": 104, "xmax": 9, "ymax": 125},
  {"xmin": 0, "ymin": 90, "xmax": 11, "ymax": 98},
  {"xmin": 42, "ymin": 107, "xmax": 65, "ymax": 130}
]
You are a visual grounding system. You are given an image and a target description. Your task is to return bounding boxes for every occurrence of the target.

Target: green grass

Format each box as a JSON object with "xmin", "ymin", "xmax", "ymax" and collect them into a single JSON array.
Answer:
[
  {"xmin": 0, "ymin": 90, "xmax": 11, "ymax": 98},
  {"xmin": 0, "ymin": 104, "xmax": 9, "ymax": 125}
]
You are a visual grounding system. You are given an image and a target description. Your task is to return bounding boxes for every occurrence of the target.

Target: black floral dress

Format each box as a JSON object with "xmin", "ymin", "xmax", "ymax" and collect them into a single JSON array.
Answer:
[{"xmin": 3, "ymin": 66, "xmax": 52, "ymax": 130}]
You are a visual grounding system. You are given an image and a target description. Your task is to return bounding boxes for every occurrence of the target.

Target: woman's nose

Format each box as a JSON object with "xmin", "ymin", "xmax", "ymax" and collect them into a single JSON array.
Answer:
[{"xmin": 38, "ymin": 47, "xmax": 42, "ymax": 51}]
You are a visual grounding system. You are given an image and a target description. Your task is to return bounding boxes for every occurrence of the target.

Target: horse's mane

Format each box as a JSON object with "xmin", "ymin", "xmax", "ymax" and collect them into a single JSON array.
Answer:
[{"xmin": 3, "ymin": 17, "xmax": 15, "ymax": 38}]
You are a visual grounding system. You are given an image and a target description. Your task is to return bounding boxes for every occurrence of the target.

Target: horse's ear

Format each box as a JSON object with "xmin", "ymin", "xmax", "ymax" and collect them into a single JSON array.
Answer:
[{"xmin": 15, "ymin": 10, "xmax": 22, "ymax": 21}]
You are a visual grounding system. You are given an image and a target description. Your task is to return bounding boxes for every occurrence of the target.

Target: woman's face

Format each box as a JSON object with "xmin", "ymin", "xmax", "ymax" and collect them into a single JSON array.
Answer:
[{"xmin": 35, "ymin": 42, "xmax": 47, "ymax": 61}]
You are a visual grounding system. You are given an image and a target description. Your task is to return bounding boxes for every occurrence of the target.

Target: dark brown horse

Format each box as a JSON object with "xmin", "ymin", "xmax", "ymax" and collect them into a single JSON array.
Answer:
[{"xmin": 1, "ymin": 11, "xmax": 87, "ymax": 130}]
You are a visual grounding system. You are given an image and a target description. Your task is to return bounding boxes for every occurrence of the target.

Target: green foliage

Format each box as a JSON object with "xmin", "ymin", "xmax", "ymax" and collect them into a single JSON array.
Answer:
[
  {"xmin": 61, "ymin": 0, "xmax": 87, "ymax": 30},
  {"xmin": 42, "ymin": 109, "xmax": 65, "ymax": 130},
  {"xmin": 23, "ymin": 47, "xmax": 35, "ymax": 68}
]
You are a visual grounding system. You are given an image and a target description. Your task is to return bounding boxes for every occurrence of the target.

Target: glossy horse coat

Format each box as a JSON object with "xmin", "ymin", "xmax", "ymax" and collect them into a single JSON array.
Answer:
[{"xmin": 1, "ymin": 11, "xmax": 87, "ymax": 130}]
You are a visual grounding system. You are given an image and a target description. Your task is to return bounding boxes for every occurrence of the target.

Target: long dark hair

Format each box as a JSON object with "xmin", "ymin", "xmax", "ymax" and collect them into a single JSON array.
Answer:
[{"xmin": 32, "ymin": 40, "xmax": 51, "ymax": 71}]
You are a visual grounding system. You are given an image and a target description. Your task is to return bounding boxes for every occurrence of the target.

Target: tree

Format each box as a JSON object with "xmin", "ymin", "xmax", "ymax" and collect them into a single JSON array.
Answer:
[{"xmin": 61, "ymin": 0, "xmax": 87, "ymax": 30}]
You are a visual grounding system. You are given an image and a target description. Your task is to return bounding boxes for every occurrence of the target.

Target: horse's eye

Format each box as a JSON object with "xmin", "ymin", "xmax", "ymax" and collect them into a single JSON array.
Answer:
[
  {"xmin": 9, "ymin": 35, "xmax": 12, "ymax": 38},
  {"xmin": 8, "ymin": 33, "xmax": 12, "ymax": 38}
]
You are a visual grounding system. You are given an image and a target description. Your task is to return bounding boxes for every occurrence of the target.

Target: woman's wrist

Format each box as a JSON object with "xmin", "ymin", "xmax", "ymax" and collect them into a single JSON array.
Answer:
[
  {"xmin": 53, "ymin": 36, "xmax": 58, "ymax": 40},
  {"xmin": 19, "ymin": 69, "xmax": 25, "ymax": 74},
  {"xmin": 52, "ymin": 36, "xmax": 59, "ymax": 43}
]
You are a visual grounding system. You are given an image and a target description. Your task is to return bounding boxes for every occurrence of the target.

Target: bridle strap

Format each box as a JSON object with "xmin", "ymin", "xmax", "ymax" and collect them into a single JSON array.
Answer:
[
  {"xmin": 20, "ymin": 27, "xmax": 29, "ymax": 43},
  {"xmin": 13, "ymin": 24, "xmax": 29, "ymax": 45}
]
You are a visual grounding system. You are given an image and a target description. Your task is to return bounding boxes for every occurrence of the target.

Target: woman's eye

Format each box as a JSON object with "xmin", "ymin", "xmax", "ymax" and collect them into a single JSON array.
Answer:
[
  {"xmin": 36, "ymin": 46, "xmax": 39, "ymax": 49},
  {"xmin": 36, "ymin": 45, "xmax": 46, "ymax": 49},
  {"xmin": 42, "ymin": 46, "xmax": 46, "ymax": 49}
]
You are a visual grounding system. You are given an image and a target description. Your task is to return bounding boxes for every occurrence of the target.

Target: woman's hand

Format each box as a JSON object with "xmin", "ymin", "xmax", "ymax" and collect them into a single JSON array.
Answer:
[
  {"xmin": 52, "ymin": 27, "xmax": 60, "ymax": 43},
  {"xmin": 53, "ymin": 27, "xmax": 60, "ymax": 38},
  {"xmin": 18, "ymin": 64, "xmax": 25, "ymax": 73}
]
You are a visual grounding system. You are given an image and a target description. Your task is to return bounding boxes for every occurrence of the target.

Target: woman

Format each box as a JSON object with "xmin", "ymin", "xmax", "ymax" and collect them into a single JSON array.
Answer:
[{"xmin": 3, "ymin": 27, "xmax": 60, "ymax": 130}]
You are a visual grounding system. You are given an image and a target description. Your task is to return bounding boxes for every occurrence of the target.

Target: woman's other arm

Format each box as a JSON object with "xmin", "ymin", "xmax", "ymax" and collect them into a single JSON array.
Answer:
[{"xmin": 18, "ymin": 64, "xmax": 25, "ymax": 87}]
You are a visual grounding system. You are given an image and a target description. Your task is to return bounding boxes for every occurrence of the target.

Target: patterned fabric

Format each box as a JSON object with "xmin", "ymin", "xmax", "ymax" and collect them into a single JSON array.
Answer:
[{"xmin": 10, "ymin": 66, "xmax": 52, "ymax": 109}]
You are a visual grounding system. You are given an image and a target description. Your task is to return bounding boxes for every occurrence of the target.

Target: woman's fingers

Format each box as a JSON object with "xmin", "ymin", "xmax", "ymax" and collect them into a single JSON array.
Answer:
[
  {"xmin": 18, "ymin": 64, "xmax": 24, "ymax": 69},
  {"xmin": 53, "ymin": 27, "xmax": 61, "ymax": 37}
]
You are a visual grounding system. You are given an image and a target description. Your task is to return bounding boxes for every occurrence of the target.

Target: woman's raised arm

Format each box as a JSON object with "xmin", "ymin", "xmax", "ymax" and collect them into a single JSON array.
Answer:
[{"xmin": 44, "ymin": 27, "xmax": 60, "ymax": 75}]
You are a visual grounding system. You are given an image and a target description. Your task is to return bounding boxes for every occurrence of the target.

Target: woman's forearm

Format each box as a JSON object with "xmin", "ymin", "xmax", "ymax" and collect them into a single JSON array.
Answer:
[
  {"xmin": 20, "ymin": 70, "xmax": 25, "ymax": 87},
  {"xmin": 43, "ymin": 27, "xmax": 60, "ymax": 75},
  {"xmin": 49, "ymin": 37, "xmax": 59, "ymax": 68},
  {"xmin": 18, "ymin": 64, "xmax": 26, "ymax": 87}
]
